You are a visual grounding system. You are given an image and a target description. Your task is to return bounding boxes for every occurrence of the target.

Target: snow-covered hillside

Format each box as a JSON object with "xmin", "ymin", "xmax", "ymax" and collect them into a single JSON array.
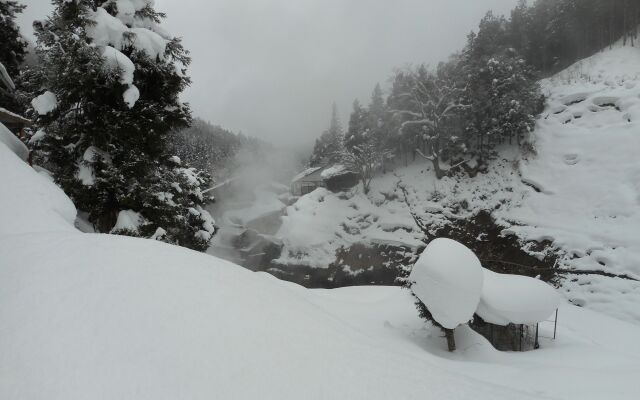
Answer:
[
  {"xmin": 509, "ymin": 44, "xmax": 640, "ymax": 322},
  {"xmin": 276, "ymin": 43, "xmax": 640, "ymax": 324},
  {"xmin": 3, "ymin": 133, "xmax": 640, "ymax": 399}
]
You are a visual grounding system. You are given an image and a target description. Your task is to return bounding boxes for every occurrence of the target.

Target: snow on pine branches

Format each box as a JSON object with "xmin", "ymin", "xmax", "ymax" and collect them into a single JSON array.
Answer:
[{"xmin": 30, "ymin": 0, "xmax": 216, "ymax": 251}]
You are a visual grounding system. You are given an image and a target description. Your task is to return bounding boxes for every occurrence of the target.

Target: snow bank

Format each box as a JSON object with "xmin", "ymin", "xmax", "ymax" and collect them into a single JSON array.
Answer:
[
  {"xmin": 0, "ymin": 143, "xmax": 76, "ymax": 236},
  {"xmin": 0, "ymin": 122, "xmax": 28, "ymax": 161},
  {"xmin": 31, "ymin": 91, "xmax": 57, "ymax": 115},
  {"xmin": 477, "ymin": 269, "xmax": 561, "ymax": 325},
  {"xmin": 409, "ymin": 238, "xmax": 483, "ymax": 329},
  {"xmin": 1, "ymin": 140, "xmax": 640, "ymax": 399}
]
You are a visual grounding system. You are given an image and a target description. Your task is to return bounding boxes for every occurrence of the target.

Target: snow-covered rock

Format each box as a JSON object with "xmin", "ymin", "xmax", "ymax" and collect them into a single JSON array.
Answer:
[
  {"xmin": 276, "ymin": 187, "xmax": 422, "ymax": 268},
  {"xmin": 409, "ymin": 238, "xmax": 484, "ymax": 329},
  {"xmin": 477, "ymin": 269, "xmax": 561, "ymax": 325}
]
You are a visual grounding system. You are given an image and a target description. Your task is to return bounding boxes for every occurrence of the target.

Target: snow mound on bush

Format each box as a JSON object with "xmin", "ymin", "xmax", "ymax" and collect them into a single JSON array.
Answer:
[
  {"xmin": 409, "ymin": 238, "xmax": 483, "ymax": 329},
  {"xmin": 477, "ymin": 269, "xmax": 561, "ymax": 325}
]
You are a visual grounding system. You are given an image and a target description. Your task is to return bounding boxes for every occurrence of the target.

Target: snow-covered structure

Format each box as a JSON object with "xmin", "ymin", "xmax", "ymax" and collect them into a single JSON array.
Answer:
[
  {"xmin": 320, "ymin": 164, "xmax": 360, "ymax": 193},
  {"xmin": 410, "ymin": 238, "xmax": 561, "ymax": 351},
  {"xmin": 290, "ymin": 165, "xmax": 329, "ymax": 196},
  {"xmin": 0, "ymin": 62, "xmax": 30, "ymax": 129},
  {"xmin": 472, "ymin": 269, "xmax": 561, "ymax": 351},
  {"xmin": 0, "ymin": 62, "xmax": 31, "ymax": 160}
]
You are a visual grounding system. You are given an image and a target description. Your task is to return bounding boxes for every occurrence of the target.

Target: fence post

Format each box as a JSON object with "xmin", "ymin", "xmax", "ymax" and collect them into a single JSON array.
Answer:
[{"xmin": 553, "ymin": 309, "xmax": 558, "ymax": 340}]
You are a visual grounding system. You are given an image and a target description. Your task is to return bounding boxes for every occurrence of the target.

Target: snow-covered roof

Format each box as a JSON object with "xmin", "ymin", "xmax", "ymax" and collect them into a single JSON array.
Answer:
[
  {"xmin": 320, "ymin": 164, "xmax": 353, "ymax": 180},
  {"xmin": 0, "ymin": 107, "xmax": 31, "ymax": 125},
  {"xmin": 0, "ymin": 62, "xmax": 15, "ymax": 91},
  {"xmin": 477, "ymin": 269, "xmax": 561, "ymax": 325},
  {"xmin": 291, "ymin": 166, "xmax": 324, "ymax": 183},
  {"xmin": 0, "ymin": 122, "xmax": 29, "ymax": 161}
]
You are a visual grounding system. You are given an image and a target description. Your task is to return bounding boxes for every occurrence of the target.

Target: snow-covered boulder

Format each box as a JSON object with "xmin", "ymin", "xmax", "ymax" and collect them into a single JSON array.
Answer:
[
  {"xmin": 409, "ymin": 238, "xmax": 484, "ymax": 329},
  {"xmin": 477, "ymin": 269, "xmax": 561, "ymax": 325}
]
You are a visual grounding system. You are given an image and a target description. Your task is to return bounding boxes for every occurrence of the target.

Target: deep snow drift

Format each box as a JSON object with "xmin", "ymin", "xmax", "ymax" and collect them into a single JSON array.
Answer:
[{"xmin": 2, "ymin": 137, "xmax": 640, "ymax": 399}]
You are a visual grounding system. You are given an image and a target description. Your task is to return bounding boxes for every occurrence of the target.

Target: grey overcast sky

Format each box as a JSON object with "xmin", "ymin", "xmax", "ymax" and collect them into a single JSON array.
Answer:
[{"xmin": 18, "ymin": 0, "xmax": 519, "ymax": 148}]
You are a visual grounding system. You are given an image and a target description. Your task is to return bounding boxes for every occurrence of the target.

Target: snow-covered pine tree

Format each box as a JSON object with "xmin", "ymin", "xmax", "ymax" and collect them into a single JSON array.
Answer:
[
  {"xmin": 310, "ymin": 102, "xmax": 343, "ymax": 166},
  {"xmin": 0, "ymin": 0, "xmax": 27, "ymax": 110},
  {"xmin": 344, "ymin": 99, "xmax": 368, "ymax": 150},
  {"xmin": 0, "ymin": 0, "xmax": 26, "ymax": 76},
  {"xmin": 339, "ymin": 98, "xmax": 390, "ymax": 193},
  {"xmin": 461, "ymin": 16, "xmax": 544, "ymax": 159},
  {"xmin": 31, "ymin": 0, "xmax": 216, "ymax": 251}
]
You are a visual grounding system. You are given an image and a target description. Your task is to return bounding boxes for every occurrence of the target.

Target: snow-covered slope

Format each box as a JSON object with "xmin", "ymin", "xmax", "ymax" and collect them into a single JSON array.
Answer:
[
  {"xmin": 0, "ymin": 143, "xmax": 76, "ymax": 236},
  {"xmin": 508, "ymin": 44, "xmax": 640, "ymax": 322},
  {"xmin": 2, "ymin": 140, "xmax": 640, "ymax": 399}
]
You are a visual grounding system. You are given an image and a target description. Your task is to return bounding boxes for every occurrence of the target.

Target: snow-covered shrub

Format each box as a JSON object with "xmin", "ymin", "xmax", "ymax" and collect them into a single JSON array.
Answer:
[{"xmin": 409, "ymin": 238, "xmax": 484, "ymax": 350}]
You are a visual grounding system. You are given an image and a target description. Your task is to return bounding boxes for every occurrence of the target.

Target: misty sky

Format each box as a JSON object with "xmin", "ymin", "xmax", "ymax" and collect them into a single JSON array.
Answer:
[{"xmin": 18, "ymin": 0, "xmax": 519, "ymax": 148}]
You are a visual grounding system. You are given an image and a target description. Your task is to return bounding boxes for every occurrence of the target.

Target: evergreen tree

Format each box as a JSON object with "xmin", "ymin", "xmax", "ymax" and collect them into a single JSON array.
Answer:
[
  {"xmin": 462, "ymin": 28, "xmax": 544, "ymax": 159},
  {"xmin": 310, "ymin": 102, "xmax": 343, "ymax": 166},
  {"xmin": 340, "ymin": 98, "xmax": 390, "ymax": 193},
  {"xmin": 0, "ymin": 0, "xmax": 27, "ymax": 110},
  {"xmin": 344, "ymin": 99, "xmax": 368, "ymax": 150},
  {"xmin": 0, "ymin": 0, "xmax": 26, "ymax": 76},
  {"xmin": 32, "ymin": 0, "xmax": 216, "ymax": 251},
  {"xmin": 367, "ymin": 83, "xmax": 386, "ymax": 138}
]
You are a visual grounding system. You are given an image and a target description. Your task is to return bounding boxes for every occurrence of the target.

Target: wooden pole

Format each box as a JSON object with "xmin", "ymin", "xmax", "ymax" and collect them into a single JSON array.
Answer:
[
  {"xmin": 444, "ymin": 328, "xmax": 456, "ymax": 352},
  {"xmin": 553, "ymin": 309, "xmax": 558, "ymax": 340}
]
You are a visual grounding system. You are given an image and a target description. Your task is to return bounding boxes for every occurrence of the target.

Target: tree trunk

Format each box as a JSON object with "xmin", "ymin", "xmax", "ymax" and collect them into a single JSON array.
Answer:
[
  {"xmin": 444, "ymin": 328, "xmax": 456, "ymax": 352},
  {"xmin": 431, "ymin": 156, "xmax": 447, "ymax": 180}
]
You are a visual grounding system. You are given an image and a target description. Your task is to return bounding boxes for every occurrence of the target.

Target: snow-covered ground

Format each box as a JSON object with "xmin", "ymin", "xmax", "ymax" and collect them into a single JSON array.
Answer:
[
  {"xmin": 508, "ymin": 44, "xmax": 640, "ymax": 322},
  {"xmin": 276, "ymin": 186, "xmax": 423, "ymax": 268},
  {"xmin": 276, "ymin": 43, "xmax": 640, "ymax": 325},
  {"xmin": 3, "ymin": 130, "xmax": 640, "ymax": 399}
]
